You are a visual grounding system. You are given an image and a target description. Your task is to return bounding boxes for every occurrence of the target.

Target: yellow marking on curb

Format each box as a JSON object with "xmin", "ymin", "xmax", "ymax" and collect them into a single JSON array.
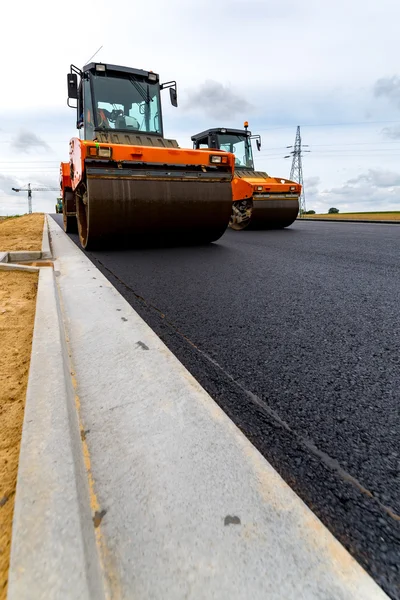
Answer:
[{"xmin": 70, "ymin": 369, "xmax": 122, "ymax": 598}]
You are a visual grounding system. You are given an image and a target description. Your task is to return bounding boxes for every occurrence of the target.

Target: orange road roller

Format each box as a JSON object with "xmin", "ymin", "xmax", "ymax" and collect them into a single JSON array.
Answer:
[
  {"xmin": 61, "ymin": 62, "xmax": 235, "ymax": 249},
  {"xmin": 191, "ymin": 123, "xmax": 301, "ymax": 230}
]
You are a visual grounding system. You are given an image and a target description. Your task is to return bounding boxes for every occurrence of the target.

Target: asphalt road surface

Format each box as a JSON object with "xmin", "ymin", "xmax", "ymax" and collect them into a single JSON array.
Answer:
[{"xmin": 52, "ymin": 215, "xmax": 400, "ymax": 599}]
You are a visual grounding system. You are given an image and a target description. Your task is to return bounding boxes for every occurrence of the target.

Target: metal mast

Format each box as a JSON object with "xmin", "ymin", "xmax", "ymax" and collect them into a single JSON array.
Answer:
[
  {"xmin": 285, "ymin": 126, "xmax": 309, "ymax": 216},
  {"xmin": 11, "ymin": 184, "xmax": 59, "ymax": 214},
  {"xmin": 27, "ymin": 183, "xmax": 32, "ymax": 214}
]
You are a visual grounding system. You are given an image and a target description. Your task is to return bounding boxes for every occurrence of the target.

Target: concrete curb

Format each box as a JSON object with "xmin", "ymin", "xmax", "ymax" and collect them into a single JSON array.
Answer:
[
  {"xmin": 0, "ymin": 214, "xmax": 53, "ymax": 264},
  {"xmin": 0, "ymin": 263, "xmax": 39, "ymax": 272},
  {"xmin": 298, "ymin": 217, "xmax": 400, "ymax": 224},
  {"xmin": 41, "ymin": 214, "xmax": 52, "ymax": 258},
  {"xmin": 8, "ymin": 268, "xmax": 105, "ymax": 599},
  {"xmin": 0, "ymin": 215, "xmax": 52, "ymax": 272},
  {"xmin": 8, "ymin": 251, "xmax": 42, "ymax": 261},
  {"xmin": 22, "ymin": 215, "xmax": 386, "ymax": 600}
]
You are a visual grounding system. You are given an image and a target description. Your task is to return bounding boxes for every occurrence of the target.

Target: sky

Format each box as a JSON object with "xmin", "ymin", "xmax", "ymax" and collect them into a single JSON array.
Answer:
[{"xmin": 1, "ymin": 0, "xmax": 400, "ymax": 214}]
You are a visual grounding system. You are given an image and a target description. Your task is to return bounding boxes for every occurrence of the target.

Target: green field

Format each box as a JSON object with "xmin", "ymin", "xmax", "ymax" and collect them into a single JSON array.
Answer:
[{"xmin": 302, "ymin": 212, "xmax": 400, "ymax": 221}]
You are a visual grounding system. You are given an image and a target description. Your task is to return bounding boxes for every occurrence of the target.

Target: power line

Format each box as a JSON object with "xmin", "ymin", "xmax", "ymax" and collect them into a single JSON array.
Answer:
[
  {"xmin": 0, "ymin": 160, "xmax": 60, "ymax": 163},
  {"xmin": 259, "ymin": 150, "xmax": 398, "ymax": 157},
  {"xmin": 309, "ymin": 140, "xmax": 400, "ymax": 147},
  {"xmin": 257, "ymin": 119, "xmax": 400, "ymax": 132},
  {"xmin": 303, "ymin": 148, "xmax": 400, "ymax": 153},
  {"xmin": 0, "ymin": 118, "xmax": 399, "ymax": 145},
  {"xmin": 257, "ymin": 142, "xmax": 400, "ymax": 155},
  {"xmin": 0, "ymin": 140, "xmax": 67, "ymax": 144},
  {"xmin": 257, "ymin": 153, "xmax": 400, "ymax": 161}
]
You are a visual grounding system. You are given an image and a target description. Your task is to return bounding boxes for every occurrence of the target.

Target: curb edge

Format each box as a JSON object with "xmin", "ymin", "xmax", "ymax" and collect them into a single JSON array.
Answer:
[{"xmin": 7, "ymin": 267, "xmax": 106, "ymax": 600}]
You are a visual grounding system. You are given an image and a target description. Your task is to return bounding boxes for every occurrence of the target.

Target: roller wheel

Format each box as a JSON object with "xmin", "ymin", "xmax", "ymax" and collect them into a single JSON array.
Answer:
[
  {"xmin": 76, "ymin": 184, "xmax": 104, "ymax": 251},
  {"xmin": 75, "ymin": 175, "xmax": 233, "ymax": 250},
  {"xmin": 76, "ymin": 186, "xmax": 94, "ymax": 250},
  {"xmin": 63, "ymin": 191, "xmax": 78, "ymax": 233},
  {"xmin": 229, "ymin": 199, "xmax": 253, "ymax": 231}
]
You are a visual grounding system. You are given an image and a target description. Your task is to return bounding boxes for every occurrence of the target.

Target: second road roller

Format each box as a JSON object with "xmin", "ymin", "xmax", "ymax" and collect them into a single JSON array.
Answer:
[
  {"xmin": 191, "ymin": 123, "xmax": 301, "ymax": 230},
  {"xmin": 61, "ymin": 62, "xmax": 235, "ymax": 249}
]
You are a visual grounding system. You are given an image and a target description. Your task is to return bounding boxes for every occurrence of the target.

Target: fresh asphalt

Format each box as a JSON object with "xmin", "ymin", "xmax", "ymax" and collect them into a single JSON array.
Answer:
[{"xmin": 52, "ymin": 214, "xmax": 400, "ymax": 599}]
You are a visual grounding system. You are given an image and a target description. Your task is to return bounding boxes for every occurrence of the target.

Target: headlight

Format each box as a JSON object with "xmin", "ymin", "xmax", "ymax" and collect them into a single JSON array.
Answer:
[
  {"xmin": 257, "ymin": 186, "xmax": 263, "ymax": 191},
  {"xmin": 210, "ymin": 155, "xmax": 222, "ymax": 164},
  {"xmin": 98, "ymin": 147, "xmax": 112, "ymax": 158},
  {"xmin": 148, "ymin": 72, "xmax": 158, "ymax": 81},
  {"xmin": 95, "ymin": 64, "xmax": 106, "ymax": 72},
  {"xmin": 87, "ymin": 146, "xmax": 112, "ymax": 158},
  {"xmin": 290, "ymin": 186, "xmax": 296, "ymax": 190}
]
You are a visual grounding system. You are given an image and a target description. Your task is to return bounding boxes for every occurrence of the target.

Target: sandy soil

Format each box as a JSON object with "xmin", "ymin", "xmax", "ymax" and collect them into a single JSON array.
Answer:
[
  {"xmin": 302, "ymin": 212, "xmax": 400, "ymax": 221},
  {"xmin": 0, "ymin": 214, "xmax": 44, "ymax": 251},
  {"xmin": 0, "ymin": 271, "xmax": 38, "ymax": 600}
]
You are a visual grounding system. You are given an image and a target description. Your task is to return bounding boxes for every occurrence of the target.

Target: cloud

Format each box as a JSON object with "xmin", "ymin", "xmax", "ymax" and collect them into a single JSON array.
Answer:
[
  {"xmin": 374, "ymin": 75, "xmax": 400, "ymax": 109},
  {"xmin": 305, "ymin": 169, "xmax": 400, "ymax": 213},
  {"xmin": 0, "ymin": 172, "xmax": 59, "ymax": 216},
  {"xmin": 0, "ymin": 174, "xmax": 27, "ymax": 215},
  {"xmin": 381, "ymin": 125, "xmax": 400, "ymax": 139},
  {"xmin": 0, "ymin": 172, "xmax": 58, "ymax": 195},
  {"xmin": 0, "ymin": 173, "xmax": 20, "ymax": 193},
  {"xmin": 11, "ymin": 130, "xmax": 51, "ymax": 153},
  {"xmin": 184, "ymin": 80, "xmax": 252, "ymax": 120},
  {"xmin": 347, "ymin": 168, "xmax": 400, "ymax": 187},
  {"xmin": 303, "ymin": 176, "xmax": 320, "ymax": 194}
]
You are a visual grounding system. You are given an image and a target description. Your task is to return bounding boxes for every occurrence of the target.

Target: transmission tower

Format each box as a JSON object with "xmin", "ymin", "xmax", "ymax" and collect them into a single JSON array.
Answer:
[{"xmin": 285, "ymin": 126, "xmax": 309, "ymax": 216}]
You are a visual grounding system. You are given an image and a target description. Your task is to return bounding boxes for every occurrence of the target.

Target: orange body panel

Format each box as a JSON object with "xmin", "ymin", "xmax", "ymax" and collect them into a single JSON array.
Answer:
[
  {"xmin": 60, "ymin": 161, "xmax": 71, "ymax": 191},
  {"xmin": 232, "ymin": 178, "xmax": 254, "ymax": 202},
  {"xmin": 232, "ymin": 174, "xmax": 301, "ymax": 202},
  {"xmin": 68, "ymin": 138, "xmax": 235, "ymax": 191}
]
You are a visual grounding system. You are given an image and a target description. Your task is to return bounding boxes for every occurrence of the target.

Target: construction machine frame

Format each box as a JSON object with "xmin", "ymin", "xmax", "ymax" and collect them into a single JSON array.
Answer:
[
  {"xmin": 192, "ymin": 123, "xmax": 301, "ymax": 230},
  {"xmin": 61, "ymin": 62, "xmax": 235, "ymax": 249}
]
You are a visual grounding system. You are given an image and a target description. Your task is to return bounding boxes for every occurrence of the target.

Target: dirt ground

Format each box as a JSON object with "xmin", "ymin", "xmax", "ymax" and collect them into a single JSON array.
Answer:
[
  {"xmin": 0, "ymin": 271, "xmax": 38, "ymax": 600},
  {"xmin": 302, "ymin": 212, "xmax": 400, "ymax": 221},
  {"xmin": 0, "ymin": 214, "xmax": 44, "ymax": 251}
]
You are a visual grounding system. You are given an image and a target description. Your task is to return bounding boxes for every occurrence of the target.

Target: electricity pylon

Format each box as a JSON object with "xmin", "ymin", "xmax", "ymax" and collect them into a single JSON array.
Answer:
[{"xmin": 285, "ymin": 126, "xmax": 309, "ymax": 216}]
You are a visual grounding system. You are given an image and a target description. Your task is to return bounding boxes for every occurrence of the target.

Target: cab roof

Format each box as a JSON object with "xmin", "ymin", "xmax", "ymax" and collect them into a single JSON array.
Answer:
[
  {"xmin": 191, "ymin": 127, "xmax": 251, "ymax": 141},
  {"xmin": 83, "ymin": 63, "xmax": 159, "ymax": 81}
]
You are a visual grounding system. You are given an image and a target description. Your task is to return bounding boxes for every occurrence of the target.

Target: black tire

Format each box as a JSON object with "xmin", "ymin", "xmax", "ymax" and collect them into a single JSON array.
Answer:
[
  {"xmin": 64, "ymin": 213, "xmax": 78, "ymax": 233},
  {"xmin": 63, "ymin": 191, "xmax": 78, "ymax": 233}
]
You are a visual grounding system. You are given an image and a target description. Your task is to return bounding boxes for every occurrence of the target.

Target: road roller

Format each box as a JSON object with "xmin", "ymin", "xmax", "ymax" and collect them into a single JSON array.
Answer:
[
  {"xmin": 191, "ymin": 123, "xmax": 301, "ymax": 230},
  {"xmin": 55, "ymin": 196, "xmax": 63, "ymax": 214},
  {"xmin": 61, "ymin": 62, "xmax": 235, "ymax": 249}
]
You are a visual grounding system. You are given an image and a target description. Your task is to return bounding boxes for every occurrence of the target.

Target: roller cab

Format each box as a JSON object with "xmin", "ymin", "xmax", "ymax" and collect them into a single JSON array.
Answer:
[
  {"xmin": 61, "ymin": 62, "xmax": 234, "ymax": 249},
  {"xmin": 191, "ymin": 124, "xmax": 301, "ymax": 230}
]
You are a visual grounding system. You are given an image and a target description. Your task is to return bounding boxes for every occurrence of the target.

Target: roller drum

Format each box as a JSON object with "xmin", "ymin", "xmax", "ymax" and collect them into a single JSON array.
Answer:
[
  {"xmin": 247, "ymin": 199, "xmax": 299, "ymax": 229},
  {"xmin": 77, "ymin": 174, "xmax": 232, "ymax": 249}
]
